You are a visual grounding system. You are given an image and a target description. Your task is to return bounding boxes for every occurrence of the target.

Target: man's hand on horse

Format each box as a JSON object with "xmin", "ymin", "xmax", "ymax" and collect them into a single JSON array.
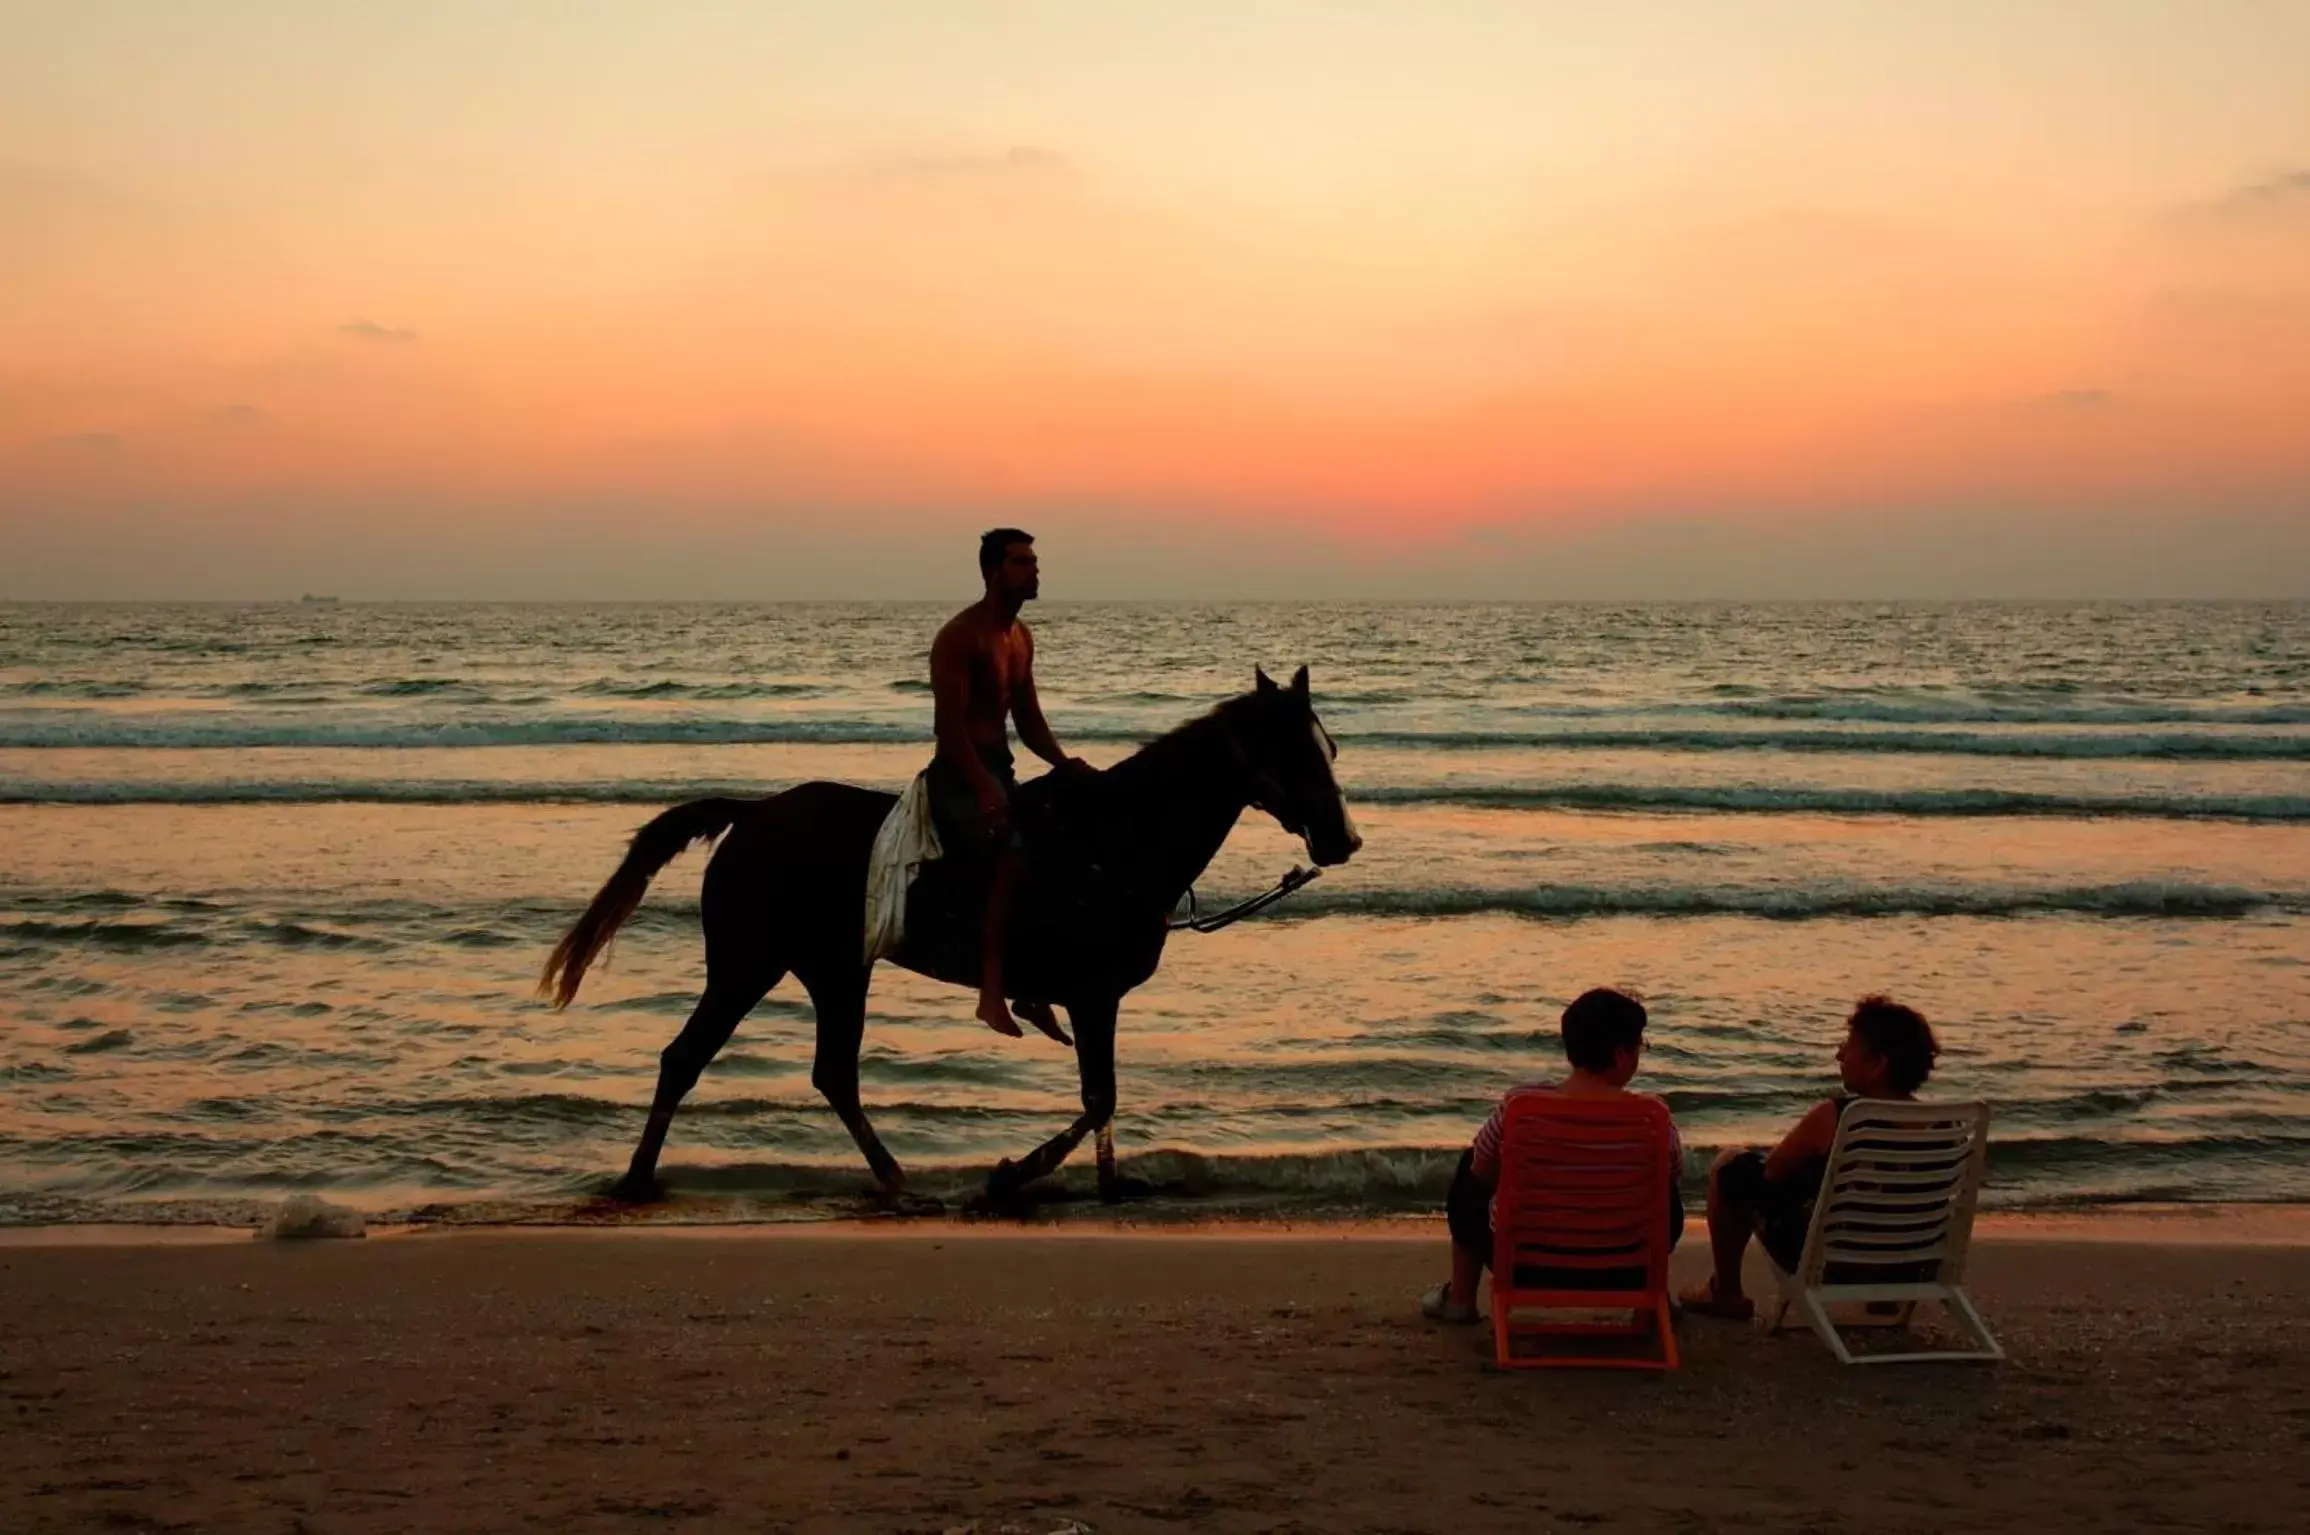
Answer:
[{"xmin": 1057, "ymin": 756, "xmax": 1095, "ymax": 776}]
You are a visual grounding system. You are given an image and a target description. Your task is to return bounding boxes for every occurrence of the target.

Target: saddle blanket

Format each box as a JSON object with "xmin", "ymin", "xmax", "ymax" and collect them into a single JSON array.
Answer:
[{"xmin": 864, "ymin": 772, "xmax": 943, "ymax": 963}]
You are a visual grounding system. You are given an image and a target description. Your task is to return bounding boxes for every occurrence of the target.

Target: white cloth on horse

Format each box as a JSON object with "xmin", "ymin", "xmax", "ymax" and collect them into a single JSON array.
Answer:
[{"xmin": 864, "ymin": 771, "xmax": 943, "ymax": 963}]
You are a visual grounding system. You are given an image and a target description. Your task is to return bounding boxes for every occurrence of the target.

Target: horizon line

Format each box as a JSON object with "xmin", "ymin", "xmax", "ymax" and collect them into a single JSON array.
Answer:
[{"xmin": 6, "ymin": 594, "xmax": 2309, "ymax": 607}]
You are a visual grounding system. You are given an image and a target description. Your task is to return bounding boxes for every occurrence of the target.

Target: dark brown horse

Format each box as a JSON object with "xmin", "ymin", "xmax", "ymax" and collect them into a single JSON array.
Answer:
[{"xmin": 540, "ymin": 666, "xmax": 1361, "ymax": 1205}]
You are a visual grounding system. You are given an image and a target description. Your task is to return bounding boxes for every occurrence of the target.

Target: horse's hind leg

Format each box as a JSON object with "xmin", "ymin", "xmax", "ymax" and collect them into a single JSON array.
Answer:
[
  {"xmin": 612, "ymin": 961, "xmax": 780, "ymax": 1201},
  {"xmin": 802, "ymin": 965, "xmax": 915, "ymax": 1201}
]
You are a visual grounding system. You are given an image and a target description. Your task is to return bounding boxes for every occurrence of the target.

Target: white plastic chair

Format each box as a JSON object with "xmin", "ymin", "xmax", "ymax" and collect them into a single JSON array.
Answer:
[{"xmin": 1765, "ymin": 1099, "xmax": 2004, "ymax": 1365}]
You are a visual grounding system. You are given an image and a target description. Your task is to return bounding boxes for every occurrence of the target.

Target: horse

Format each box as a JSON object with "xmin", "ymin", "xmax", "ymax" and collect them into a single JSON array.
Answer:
[{"xmin": 539, "ymin": 665, "xmax": 1362, "ymax": 1205}]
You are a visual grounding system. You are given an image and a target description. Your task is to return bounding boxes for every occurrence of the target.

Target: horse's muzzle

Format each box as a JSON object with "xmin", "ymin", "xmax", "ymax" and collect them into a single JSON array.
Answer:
[{"xmin": 1308, "ymin": 829, "xmax": 1362, "ymax": 867}]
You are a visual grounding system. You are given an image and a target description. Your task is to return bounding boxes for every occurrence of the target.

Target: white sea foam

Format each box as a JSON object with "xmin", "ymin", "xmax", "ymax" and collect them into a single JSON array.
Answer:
[{"xmin": 257, "ymin": 1194, "xmax": 367, "ymax": 1240}]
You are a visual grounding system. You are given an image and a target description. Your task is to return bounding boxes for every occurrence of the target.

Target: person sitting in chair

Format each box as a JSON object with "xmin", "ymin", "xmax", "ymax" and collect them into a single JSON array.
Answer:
[
  {"xmin": 925, "ymin": 528, "xmax": 1089, "ymax": 1042},
  {"xmin": 1422, "ymin": 987, "xmax": 1684, "ymax": 1324},
  {"xmin": 1680, "ymin": 996, "xmax": 1941, "ymax": 1320}
]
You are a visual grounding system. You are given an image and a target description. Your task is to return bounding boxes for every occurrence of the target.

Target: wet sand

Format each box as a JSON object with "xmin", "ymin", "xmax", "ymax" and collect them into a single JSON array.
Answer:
[{"xmin": 4, "ymin": 1221, "xmax": 2307, "ymax": 1533}]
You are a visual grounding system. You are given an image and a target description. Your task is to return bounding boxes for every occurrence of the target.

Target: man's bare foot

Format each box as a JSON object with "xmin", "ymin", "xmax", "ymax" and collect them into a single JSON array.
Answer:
[
  {"xmin": 976, "ymin": 991, "xmax": 1023, "ymax": 1037},
  {"xmin": 1678, "ymin": 1276, "xmax": 1755, "ymax": 1320},
  {"xmin": 1016, "ymin": 1000, "xmax": 1073, "ymax": 1047}
]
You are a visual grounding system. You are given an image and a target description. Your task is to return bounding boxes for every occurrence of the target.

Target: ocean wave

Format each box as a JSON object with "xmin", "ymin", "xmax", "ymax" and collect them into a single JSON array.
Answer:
[
  {"xmin": 0, "ymin": 779, "xmax": 815, "ymax": 807},
  {"xmin": 1705, "ymin": 697, "xmax": 2310, "ymax": 727},
  {"xmin": 12, "ymin": 777, "xmax": 2310, "ymax": 824},
  {"xmin": 12, "ymin": 1133, "xmax": 2306, "ymax": 1226},
  {"xmin": 5, "ymin": 880, "xmax": 2298, "ymax": 962},
  {"xmin": 0, "ymin": 680, "xmax": 149, "ymax": 699},
  {"xmin": 1350, "ymin": 727, "xmax": 2310, "ymax": 759},
  {"xmin": 18, "ymin": 678, "xmax": 2310, "ymax": 724},
  {"xmin": 0, "ymin": 918, "xmax": 216, "ymax": 949},
  {"xmin": 568, "ymin": 679, "xmax": 834, "ymax": 701},
  {"xmin": 1357, "ymin": 785, "xmax": 2310, "ymax": 822},
  {"xmin": 1099, "ymin": 1135, "xmax": 2310, "ymax": 1201},
  {"xmin": 1273, "ymin": 881, "xmax": 2306, "ymax": 922},
  {"xmin": 5, "ymin": 713, "xmax": 2310, "ymax": 758},
  {"xmin": 356, "ymin": 678, "xmax": 487, "ymax": 698},
  {"xmin": 0, "ymin": 716, "xmax": 930, "ymax": 749}
]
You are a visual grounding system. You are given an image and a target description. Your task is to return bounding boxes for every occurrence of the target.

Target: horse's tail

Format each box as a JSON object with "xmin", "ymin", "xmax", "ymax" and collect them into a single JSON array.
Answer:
[{"xmin": 539, "ymin": 797, "xmax": 750, "ymax": 1009}]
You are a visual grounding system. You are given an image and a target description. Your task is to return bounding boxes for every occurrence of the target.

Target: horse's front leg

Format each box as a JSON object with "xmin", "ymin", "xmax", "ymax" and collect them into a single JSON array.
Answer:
[
  {"xmin": 986, "ymin": 995, "xmax": 1119, "ymax": 1201},
  {"xmin": 1079, "ymin": 1008, "xmax": 1152, "ymax": 1201},
  {"xmin": 1094, "ymin": 1119, "xmax": 1153, "ymax": 1203}
]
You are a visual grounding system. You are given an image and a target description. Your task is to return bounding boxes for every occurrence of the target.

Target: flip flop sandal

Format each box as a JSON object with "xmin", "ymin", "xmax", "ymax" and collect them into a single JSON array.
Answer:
[
  {"xmin": 1678, "ymin": 1276, "xmax": 1756, "ymax": 1321},
  {"xmin": 1419, "ymin": 1281, "xmax": 1480, "ymax": 1325}
]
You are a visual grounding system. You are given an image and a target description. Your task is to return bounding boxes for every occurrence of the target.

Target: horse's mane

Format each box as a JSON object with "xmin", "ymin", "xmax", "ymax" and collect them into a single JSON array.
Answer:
[{"xmin": 1101, "ymin": 690, "xmax": 1261, "ymax": 789}]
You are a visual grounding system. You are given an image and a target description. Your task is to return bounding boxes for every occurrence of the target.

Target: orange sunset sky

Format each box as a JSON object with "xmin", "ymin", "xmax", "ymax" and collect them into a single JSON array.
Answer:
[{"xmin": 3, "ymin": 2, "xmax": 2306, "ymax": 598}]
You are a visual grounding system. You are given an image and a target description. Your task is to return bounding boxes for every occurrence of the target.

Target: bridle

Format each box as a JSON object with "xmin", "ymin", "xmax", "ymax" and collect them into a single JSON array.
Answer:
[
  {"xmin": 1221, "ymin": 713, "xmax": 1338, "ymax": 840},
  {"xmin": 1221, "ymin": 724, "xmax": 1303, "ymax": 835},
  {"xmin": 1172, "ymin": 707, "xmax": 1337, "ymax": 936}
]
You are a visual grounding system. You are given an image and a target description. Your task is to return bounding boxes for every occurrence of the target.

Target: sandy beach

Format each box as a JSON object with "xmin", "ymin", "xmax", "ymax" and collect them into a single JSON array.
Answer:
[{"xmin": 5, "ymin": 1217, "xmax": 2307, "ymax": 1534}]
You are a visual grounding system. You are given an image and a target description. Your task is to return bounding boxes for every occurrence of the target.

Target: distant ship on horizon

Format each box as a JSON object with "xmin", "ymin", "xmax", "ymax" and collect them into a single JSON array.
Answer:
[{"xmin": 299, "ymin": 594, "xmax": 341, "ymax": 606}]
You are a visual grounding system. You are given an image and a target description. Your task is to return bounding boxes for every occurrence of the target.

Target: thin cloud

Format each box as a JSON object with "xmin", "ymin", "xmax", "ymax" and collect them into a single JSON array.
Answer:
[
  {"xmin": 850, "ymin": 146, "xmax": 1072, "ymax": 184},
  {"xmin": 2034, "ymin": 389, "xmax": 2117, "ymax": 410},
  {"xmin": 339, "ymin": 319, "xmax": 419, "ymax": 344},
  {"xmin": 2175, "ymin": 170, "xmax": 2310, "ymax": 226},
  {"xmin": 781, "ymin": 147, "xmax": 1087, "ymax": 207}
]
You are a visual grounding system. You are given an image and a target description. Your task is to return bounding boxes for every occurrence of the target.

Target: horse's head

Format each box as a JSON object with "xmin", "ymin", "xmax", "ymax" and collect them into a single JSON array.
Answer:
[{"xmin": 1227, "ymin": 666, "xmax": 1363, "ymax": 867}]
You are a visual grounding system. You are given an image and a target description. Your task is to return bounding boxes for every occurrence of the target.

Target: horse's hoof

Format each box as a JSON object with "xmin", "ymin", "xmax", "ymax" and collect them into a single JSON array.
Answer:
[
  {"xmin": 1099, "ymin": 1174, "xmax": 1155, "ymax": 1205},
  {"xmin": 604, "ymin": 1171, "xmax": 664, "ymax": 1205},
  {"xmin": 984, "ymin": 1159, "xmax": 1027, "ymax": 1202}
]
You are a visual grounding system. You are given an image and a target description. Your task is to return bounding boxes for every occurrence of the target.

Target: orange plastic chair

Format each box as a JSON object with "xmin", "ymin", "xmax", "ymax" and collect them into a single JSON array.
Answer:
[{"xmin": 1489, "ymin": 1091, "xmax": 1680, "ymax": 1370}]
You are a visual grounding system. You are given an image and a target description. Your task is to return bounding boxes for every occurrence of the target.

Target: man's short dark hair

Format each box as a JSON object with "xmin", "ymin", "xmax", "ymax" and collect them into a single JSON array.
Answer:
[
  {"xmin": 1560, "ymin": 987, "xmax": 1648, "ymax": 1072},
  {"xmin": 1849, "ymin": 996, "xmax": 1939, "ymax": 1095},
  {"xmin": 979, "ymin": 527, "xmax": 1034, "ymax": 578}
]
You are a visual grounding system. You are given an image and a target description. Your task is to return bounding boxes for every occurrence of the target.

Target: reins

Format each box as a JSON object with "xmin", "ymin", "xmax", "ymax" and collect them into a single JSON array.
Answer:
[
  {"xmin": 1106, "ymin": 696, "xmax": 1333, "ymax": 935},
  {"xmin": 1168, "ymin": 865, "xmax": 1322, "ymax": 934}
]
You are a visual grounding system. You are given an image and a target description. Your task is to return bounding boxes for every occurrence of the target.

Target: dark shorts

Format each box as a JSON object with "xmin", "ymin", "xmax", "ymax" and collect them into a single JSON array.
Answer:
[
  {"xmin": 1715, "ymin": 1150, "xmax": 1813, "ymax": 1272},
  {"xmin": 925, "ymin": 746, "xmax": 1021, "ymax": 857},
  {"xmin": 1716, "ymin": 1148, "xmax": 1943, "ymax": 1282},
  {"xmin": 1446, "ymin": 1148, "xmax": 1684, "ymax": 1291}
]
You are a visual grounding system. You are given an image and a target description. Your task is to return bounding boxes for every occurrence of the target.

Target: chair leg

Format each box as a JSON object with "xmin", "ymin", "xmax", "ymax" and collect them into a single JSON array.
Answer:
[
  {"xmin": 1943, "ymin": 1287, "xmax": 2005, "ymax": 1361},
  {"xmin": 1804, "ymin": 1293, "xmax": 1857, "ymax": 1365}
]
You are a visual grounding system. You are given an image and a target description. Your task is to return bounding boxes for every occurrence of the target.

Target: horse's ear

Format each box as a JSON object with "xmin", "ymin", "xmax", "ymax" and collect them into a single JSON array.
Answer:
[
  {"xmin": 1290, "ymin": 665, "xmax": 1309, "ymax": 698},
  {"xmin": 1255, "ymin": 667, "xmax": 1277, "ymax": 695}
]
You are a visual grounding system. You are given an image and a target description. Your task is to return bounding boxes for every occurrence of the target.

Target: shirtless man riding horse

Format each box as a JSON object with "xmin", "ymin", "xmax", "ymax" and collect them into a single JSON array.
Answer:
[
  {"xmin": 926, "ymin": 528, "xmax": 1089, "ymax": 1041},
  {"xmin": 542, "ymin": 538, "xmax": 1364, "ymax": 1202}
]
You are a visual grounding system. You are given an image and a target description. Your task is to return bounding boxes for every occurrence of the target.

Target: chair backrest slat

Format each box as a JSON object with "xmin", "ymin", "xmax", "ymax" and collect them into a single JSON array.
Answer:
[
  {"xmin": 1831, "ymin": 1126, "xmax": 1977, "ymax": 1146},
  {"xmin": 1493, "ymin": 1093, "xmax": 1676, "ymax": 1287},
  {"xmin": 1824, "ymin": 1167, "xmax": 1968, "ymax": 1190},
  {"xmin": 1797, "ymin": 1099, "xmax": 1990, "ymax": 1289},
  {"xmin": 1817, "ymin": 1188, "xmax": 1966, "ymax": 1211}
]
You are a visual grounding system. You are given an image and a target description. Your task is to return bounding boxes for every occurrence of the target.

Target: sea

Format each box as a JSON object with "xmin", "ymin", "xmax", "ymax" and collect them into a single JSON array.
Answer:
[{"xmin": 3, "ymin": 600, "xmax": 2307, "ymax": 1226}]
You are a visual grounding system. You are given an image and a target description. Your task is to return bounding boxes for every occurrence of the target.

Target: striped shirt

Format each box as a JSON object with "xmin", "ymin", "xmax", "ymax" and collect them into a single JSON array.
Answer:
[{"xmin": 1470, "ymin": 1084, "xmax": 1684, "ymax": 1184}]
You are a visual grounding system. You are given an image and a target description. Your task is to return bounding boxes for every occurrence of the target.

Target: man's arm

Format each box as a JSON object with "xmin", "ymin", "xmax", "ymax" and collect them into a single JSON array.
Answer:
[
  {"xmin": 1466, "ymin": 1102, "xmax": 1506, "ymax": 1188},
  {"xmin": 1010, "ymin": 629, "xmax": 1082, "ymax": 771},
  {"xmin": 1761, "ymin": 1099, "xmax": 1841, "ymax": 1183}
]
